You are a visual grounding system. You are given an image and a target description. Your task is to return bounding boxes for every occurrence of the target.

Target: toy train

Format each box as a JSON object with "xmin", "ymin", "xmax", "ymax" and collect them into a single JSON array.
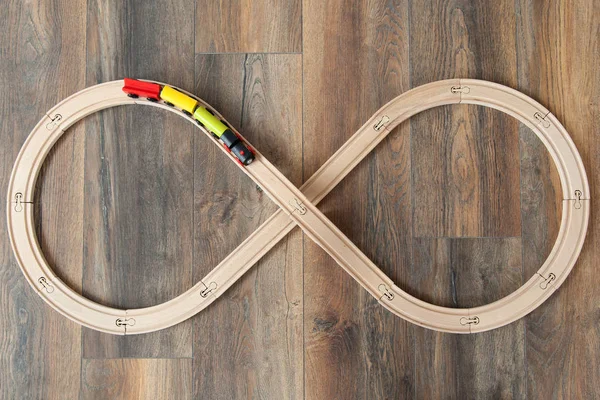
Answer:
[{"xmin": 122, "ymin": 78, "xmax": 255, "ymax": 165}]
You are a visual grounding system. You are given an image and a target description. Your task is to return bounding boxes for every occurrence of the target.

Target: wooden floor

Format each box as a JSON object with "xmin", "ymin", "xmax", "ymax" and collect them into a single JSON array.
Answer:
[{"xmin": 1, "ymin": 1, "xmax": 598, "ymax": 399}]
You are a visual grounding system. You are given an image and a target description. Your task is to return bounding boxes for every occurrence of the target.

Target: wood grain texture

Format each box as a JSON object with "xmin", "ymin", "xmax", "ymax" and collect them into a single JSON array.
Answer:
[
  {"xmin": 195, "ymin": 0, "xmax": 302, "ymax": 53},
  {"xmin": 412, "ymin": 238, "xmax": 525, "ymax": 399},
  {"xmin": 192, "ymin": 54, "xmax": 303, "ymax": 399},
  {"xmin": 410, "ymin": 238, "xmax": 523, "ymax": 308},
  {"xmin": 516, "ymin": 0, "xmax": 600, "ymax": 398},
  {"xmin": 303, "ymin": 1, "xmax": 413, "ymax": 398},
  {"xmin": 1, "ymin": 0, "xmax": 599, "ymax": 398},
  {"xmin": 81, "ymin": 359, "xmax": 192, "ymax": 399},
  {"xmin": 412, "ymin": 104, "xmax": 522, "ymax": 237},
  {"xmin": 0, "ymin": 0, "xmax": 86, "ymax": 398},
  {"xmin": 82, "ymin": 0, "xmax": 195, "ymax": 358},
  {"xmin": 410, "ymin": 0, "xmax": 521, "ymax": 238},
  {"xmin": 409, "ymin": 1, "xmax": 528, "ymax": 399}
]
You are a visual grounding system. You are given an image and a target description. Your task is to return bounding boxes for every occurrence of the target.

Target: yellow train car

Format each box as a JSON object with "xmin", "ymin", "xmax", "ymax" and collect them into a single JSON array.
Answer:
[{"xmin": 160, "ymin": 86, "xmax": 198, "ymax": 115}]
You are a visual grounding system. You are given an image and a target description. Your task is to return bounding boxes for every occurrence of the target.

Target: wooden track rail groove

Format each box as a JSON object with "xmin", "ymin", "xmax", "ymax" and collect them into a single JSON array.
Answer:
[{"xmin": 6, "ymin": 79, "xmax": 589, "ymax": 334}]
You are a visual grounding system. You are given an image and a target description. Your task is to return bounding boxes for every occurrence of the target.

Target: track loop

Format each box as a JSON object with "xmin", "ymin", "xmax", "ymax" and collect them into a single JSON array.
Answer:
[{"xmin": 6, "ymin": 79, "xmax": 589, "ymax": 334}]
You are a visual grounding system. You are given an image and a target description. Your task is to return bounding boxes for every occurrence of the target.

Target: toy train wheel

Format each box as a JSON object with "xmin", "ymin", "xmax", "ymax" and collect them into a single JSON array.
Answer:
[
  {"xmin": 127, "ymin": 93, "xmax": 139, "ymax": 99},
  {"xmin": 147, "ymin": 97, "xmax": 158, "ymax": 102},
  {"xmin": 164, "ymin": 101, "xmax": 174, "ymax": 107},
  {"xmin": 183, "ymin": 110, "xmax": 192, "ymax": 117}
]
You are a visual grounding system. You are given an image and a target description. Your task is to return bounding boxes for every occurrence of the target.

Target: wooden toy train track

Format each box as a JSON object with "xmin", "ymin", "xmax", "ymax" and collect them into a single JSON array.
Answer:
[{"xmin": 6, "ymin": 79, "xmax": 589, "ymax": 335}]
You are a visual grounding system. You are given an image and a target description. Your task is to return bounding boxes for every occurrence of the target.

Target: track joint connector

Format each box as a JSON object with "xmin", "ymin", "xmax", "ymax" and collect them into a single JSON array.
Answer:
[
  {"xmin": 289, "ymin": 198, "xmax": 307, "ymax": 215},
  {"xmin": 116, "ymin": 318, "xmax": 136, "ymax": 327},
  {"xmin": 14, "ymin": 192, "xmax": 23, "ymax": 212},
  {"xmin": 373, "ymin": 115, "xmax": 390, "ymax": 131},
  {"xmin": 378, "ymin": 284, "xmax": 394, "ymax": 301},
  {"xmin": 450, "ymin": 85, "xmax": 470, "ymax": 94},
  {"xmin": 45, "ymin": 114, "xmax": 62, "ymax": 130},
  {"xmin": 200, "ymin": 282, "xmax": 217, "ymax": 298},
  {"xmin": 539, "ymin": 273, "xmax": 556, "ymax": 290},
  {"xmin": 574, "ymin": 190, "xmax": 583, "ymax": 209},
  {"xmin": 460, "ymin": 316, "xmax": 480, "ymax": 326},
  {"xmin": 38, "ymin": 277, "xmax": 55, "ymax": 293},
  {"xmin": 534, "ymin": 111, "xmax": 551, "ymax": 128}
]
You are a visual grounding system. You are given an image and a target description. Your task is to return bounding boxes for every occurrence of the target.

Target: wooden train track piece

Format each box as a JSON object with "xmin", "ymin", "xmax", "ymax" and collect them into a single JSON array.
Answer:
[{"xmin": 7, "ymin": 79, "xmax": 589, "ymax": 334}]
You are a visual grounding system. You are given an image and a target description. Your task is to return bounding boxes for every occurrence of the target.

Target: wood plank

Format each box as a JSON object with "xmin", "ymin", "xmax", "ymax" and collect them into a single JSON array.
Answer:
[
  {"xmin": 192, "ymin": 54, "xmax": 303, "ymax": 399},
  {"xmin": 411, "ymin": 238, "xmax": 523, "ymax": 308},
  {"xmin": 1, "ymin": 1, "xmax": 598, "ymax": 398},
  {"xmin": 409, "ymin": 1, "xmax": 527, "ymax": 398},
  {"xmin": 409, "ymin": 238, "xmax": 523, "ymax": 308},
  {"xmin": 412, "ymin": 238, "xmax": 525, "ymax": 399},
  {"xmin": 411, "ymin": 0, "xmax": 522, "ymax": 237},
  {"xmin": 81, "ymin": 359, "xmax": 192, "ymax": 399},
  {"xmin": 516, "ymin": 1, "xmax": 600, "ymax": 398},
  {"xmin": 82, "ymin": 0, "xmax": 195, "ymax": 358},
  {"xmin": 303, "ymin": 1, "xmax": 413, "ymax": 398},
  {"xmin": 0, "ymin": 0, "xmax": 86, "ymax": 398},
  {"xmin": 195, "ymin": 0, "xmax": 301, "ymax": 53}
]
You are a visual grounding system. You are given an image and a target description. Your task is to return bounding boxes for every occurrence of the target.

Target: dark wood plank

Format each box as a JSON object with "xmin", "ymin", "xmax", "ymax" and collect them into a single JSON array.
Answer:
[
  {"xmin": 195, "ymin": 0, "xmax": 301, "ymax": 53},
  {"xmin": 412, "ymin": 104, "xmax": 523, "ymax": 236},
  {"xmin": 412, "ymin": 238, "xmax": 525, "ymax": 399},
  {"xmin": 410, "ymin": 238, "xmax": 523, "ymax": 308},
  {"xmin": 81, "ymin": 359, "xmax": 192, "ymax": 399},
  {"xmin": 192, "ymin": 54, "xmax": 303, "ymax": 399},
  {"xmin": 411, "ymin": 0, "xmax": 522, "ymax": 238},
  {"xmin": 516, "ymin": 0, "xmax": 600, "ymax": 398},
  {"xmin": 0, "ymin": 0, "xmax": 86, "ymax": 398},
  {"xmin": 303, "ymin": 1, "xmax": 413, "ymax": 398},
  {"xmin": 2, "ymin": 1, "xmax": 599, "ymax": 398},
  {"xmin": 519, "ymin": 127, "xmax": 562, "ymax": 285},
  {"xmin": 82, "ymin": 0, "xmax": 195, "ymax": 358},
  {"xmin": 409, "ymin": 1, "xmax": 528, "ymax": 399}
]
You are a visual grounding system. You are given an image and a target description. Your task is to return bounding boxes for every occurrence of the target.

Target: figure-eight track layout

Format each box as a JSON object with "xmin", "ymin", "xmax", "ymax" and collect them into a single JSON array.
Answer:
[{"xmin": 7, "ymin": 79, "xmax": 590, "ymax": 335}]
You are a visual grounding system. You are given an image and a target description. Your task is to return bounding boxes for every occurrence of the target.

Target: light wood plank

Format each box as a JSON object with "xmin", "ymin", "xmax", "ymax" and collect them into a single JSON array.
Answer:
[
  {"xmin": 81, "ymin": 359, "xmax": 192, "ymax": 399},
  {"xmin": 0, "ymin": 0, "xmax": 86, "ymax": 398},
  {"xmin": 195, "ymin": 0, "xmax": 302, "ymax": 53},
  {"xmin": 303, "ymin": 1, "xmax": 413, "ymax": 398},
  {"xmin": 82, "ymin": 0, "xmax": 195, "ymax": 358},
  {"xmin": 192, "ymin": 54, "xmax": 303, "ymax": 399}
]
